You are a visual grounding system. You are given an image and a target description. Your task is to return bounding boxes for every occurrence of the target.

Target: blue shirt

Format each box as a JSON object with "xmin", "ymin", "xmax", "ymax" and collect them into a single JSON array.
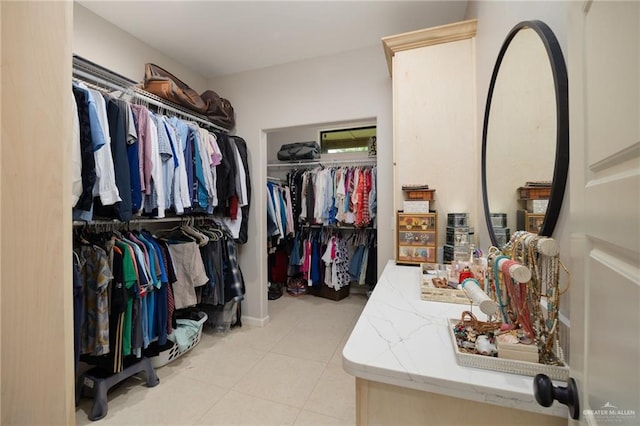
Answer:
[{"xmin": 72, "ymin": 83, "xmax": 106, "ymax": 153}]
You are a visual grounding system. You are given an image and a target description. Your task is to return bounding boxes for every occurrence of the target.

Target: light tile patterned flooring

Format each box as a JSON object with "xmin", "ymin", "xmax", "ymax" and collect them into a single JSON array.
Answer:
[{"xmin": 76, "ymin": 292, "xmax": 367, "ymax": 425}]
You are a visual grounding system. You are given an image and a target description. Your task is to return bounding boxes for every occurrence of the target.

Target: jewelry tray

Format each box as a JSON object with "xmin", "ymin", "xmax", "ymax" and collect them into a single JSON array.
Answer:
[
  {"xmin": 421, "ymin": 276, "xmax": 474, "ymax": 305},
  {"xmin": 448, "ymin": 319, "xmax": 570, "ymax": 381}
]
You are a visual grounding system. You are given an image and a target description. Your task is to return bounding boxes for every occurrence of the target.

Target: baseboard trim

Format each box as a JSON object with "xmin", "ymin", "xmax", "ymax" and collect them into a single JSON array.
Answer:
[{"xmin": 241, "ymin": 315, "xmax": 270, "ymax": 327}]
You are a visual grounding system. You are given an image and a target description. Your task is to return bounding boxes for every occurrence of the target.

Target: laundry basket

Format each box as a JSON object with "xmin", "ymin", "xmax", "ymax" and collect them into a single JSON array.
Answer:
[{"xmin": 151, "ymin": 311, "xmax": 208, "ymax": 368}]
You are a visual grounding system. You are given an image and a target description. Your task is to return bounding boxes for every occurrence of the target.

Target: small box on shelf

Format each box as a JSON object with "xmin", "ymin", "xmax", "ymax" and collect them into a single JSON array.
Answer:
[
  {"xmin": 489, "ymin": 213, "xmax": 507, "ymax": 228},
  {"xmin": 527, "ymin": 199, "xmax": 549, "ymax": 214},
  {"xmin": 443, "ymin": 244, "xmax": 470, "ymax": 263},
  {"xmin": 493, "ymin": 227, "xmax": 511, "ymax": 247},
  {"xmin": 403, "ymin": 200, "xmax": 430, "ymax": 213},
  {"xmin": 446, "ymin": 226, "xmax": 470, "ymax": 247},
  {"xmin": 497, "ymin": 338, "xmax": 539, "ymax": 363},
  {"xmin": 447, "ymin": 213, "xmax": 468, "ymax": 227},
  {"xmin": 518, "ymin": 186, "xmax": 551, "ymax": 200},
  {"xmin": 405, "ymin": 189, "xmax": 435, "ymax": 201}
]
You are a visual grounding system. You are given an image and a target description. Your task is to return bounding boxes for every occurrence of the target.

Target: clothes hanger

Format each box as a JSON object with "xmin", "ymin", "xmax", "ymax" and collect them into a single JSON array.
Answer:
[
  {"xmin": 181, "ymin": 223, "xmax": 209, "ymax": 246},
  {"xmin": 75, "ymin": 224, "xmax": 91, "ymax": 245}
]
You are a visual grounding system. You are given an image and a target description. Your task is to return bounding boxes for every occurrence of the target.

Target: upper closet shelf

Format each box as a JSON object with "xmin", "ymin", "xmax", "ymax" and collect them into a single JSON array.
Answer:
[
  {"xmin": 266, "ymin": 158, "xmax": 377, "ymax": 168},
  {"xmin": 72, "ymin": 55, "xmax": 229, "ymax": 133}
]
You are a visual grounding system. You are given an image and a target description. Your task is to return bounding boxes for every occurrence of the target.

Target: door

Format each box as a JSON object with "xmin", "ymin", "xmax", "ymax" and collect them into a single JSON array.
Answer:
[{"xmin": 568, "ymin": 1, "xmax": 639, "ymax": 424}]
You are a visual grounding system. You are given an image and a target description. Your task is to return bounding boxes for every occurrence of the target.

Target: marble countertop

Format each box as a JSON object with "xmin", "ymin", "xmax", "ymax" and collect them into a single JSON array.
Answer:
[{"xmin": 342, "ymin": 260, "xmax": 567, "ymax": 418}]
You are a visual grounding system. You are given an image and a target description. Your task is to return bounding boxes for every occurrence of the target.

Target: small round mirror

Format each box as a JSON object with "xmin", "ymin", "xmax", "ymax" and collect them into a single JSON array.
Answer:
[{"xmin": 481, "ymin": 20, "xmax": 569, "ymax": 248}]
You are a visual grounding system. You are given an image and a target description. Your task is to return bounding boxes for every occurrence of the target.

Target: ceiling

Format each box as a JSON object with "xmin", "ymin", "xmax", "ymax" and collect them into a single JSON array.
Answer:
[{"xmin": 79, "ymin": 1, "xmax": 469, "ymax": 79}]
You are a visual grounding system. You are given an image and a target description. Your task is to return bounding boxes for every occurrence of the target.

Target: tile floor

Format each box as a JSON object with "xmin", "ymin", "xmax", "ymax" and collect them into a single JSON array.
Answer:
[{"xmin": 76, "ymin": 291, "xmax": 368, "ymax": 425}]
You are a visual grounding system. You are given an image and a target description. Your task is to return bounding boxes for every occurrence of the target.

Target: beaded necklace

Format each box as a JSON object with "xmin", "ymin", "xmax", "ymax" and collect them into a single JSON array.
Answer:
[
  {"xmin": 491, "ymin": 231, "xmax": 568, "ymax": 365},
  {"xmin": 492, "ymin": 255, "xmax": 510, "ymax": 323}
]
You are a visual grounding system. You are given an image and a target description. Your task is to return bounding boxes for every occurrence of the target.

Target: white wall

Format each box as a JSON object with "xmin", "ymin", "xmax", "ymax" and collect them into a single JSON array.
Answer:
[
  {"xmin": 465, "ymin": 1, "xmax": 570, "ymax": 254},
  {"xmin": 208, "ymin": 45, "xmax": 393, "ymax": 324},
  {"xmin": 73, "ymin": 3, "xmax": 208, "ymax": 92}
]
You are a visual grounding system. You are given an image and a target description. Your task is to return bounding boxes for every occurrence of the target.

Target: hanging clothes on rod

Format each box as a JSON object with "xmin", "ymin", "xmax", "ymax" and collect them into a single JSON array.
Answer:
[
  {"xmin": 73, "ymin": 220, "xmax": 245, "ymax": 375},
  {"xmin": 264, "ymin": 161, "xmax": 378, "ymax": 300},
  {"xmin": 71, "ymin": 55, "xmax": 252, "ymax": 244},
  {"xmin": 71, "ymin": 84, "xmax": 252, "ymax": 243},
  {"xmin": 266, "ymin": 181, "xmax": 295, "ymax": 244},
  {"xmin": 287, "ymin": 165, "xmax": 377, "ymax": 229}
]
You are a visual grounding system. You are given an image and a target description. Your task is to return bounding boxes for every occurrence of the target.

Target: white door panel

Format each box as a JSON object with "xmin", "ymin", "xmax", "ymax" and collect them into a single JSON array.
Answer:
[
  {"xmin": 587, "ymin": 250, "xmax": 639, "ymax": 412},
  {"xmin": 584, "ymin": 2, "xmax": 639, "ymax": 163},
  {"xmin": 586, "ymin": 169, "xmax": 639, "ymax": 253},
  {"xmin": 570, "ymin": 0, "xmax": 640, "ymax": 424}
]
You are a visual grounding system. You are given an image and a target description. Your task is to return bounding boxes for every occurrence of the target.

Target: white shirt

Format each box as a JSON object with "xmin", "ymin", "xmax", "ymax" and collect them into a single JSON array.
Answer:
[
  {"xmin": 145, "ymin": 117, "xmax": 165, "ymax": 218},
  {"xmin": 197, "ymin": 128, "xmax": 216, "ymax": 210},
  {"xmin": 88, "ymin": 88, "xmax": 121, "ymax": 205}
]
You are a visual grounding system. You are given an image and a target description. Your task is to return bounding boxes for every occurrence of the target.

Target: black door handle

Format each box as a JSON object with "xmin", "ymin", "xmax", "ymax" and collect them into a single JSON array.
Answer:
[{"xmin": 533, "ymin": 374, "xmax": 580, "ymax": 420}]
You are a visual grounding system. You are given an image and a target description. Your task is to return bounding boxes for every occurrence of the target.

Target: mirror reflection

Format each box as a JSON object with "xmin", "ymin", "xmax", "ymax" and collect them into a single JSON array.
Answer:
[{"xmin": 484, "ymin": 26, "xmax": 557, "ymax": 247}]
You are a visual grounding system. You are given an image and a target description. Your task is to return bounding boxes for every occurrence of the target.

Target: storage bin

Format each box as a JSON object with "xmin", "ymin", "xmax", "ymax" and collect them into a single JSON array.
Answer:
[
  {"xmin": 446, "ymin": 226, "xmax": 470, "ymax": 247},
  {"xmin": 403, "ymin": 200, "xmax": 430, "ymax": 213},
  {"xmin": 443, "ymin": 244, "xmax": 470, "ymax": 263},
  {"xmin": 447, "ymin": 213, "xmax": 468, "ymax": 227},
  {"xmin": 150, "ymin": 311, "xmax": 208, "ymax": 368},
  {"xmin": 490, "ymin": 213, "xmax": 507, "ymax": 228},
  {"xmin": 494, "ymin": 227, "xmax": 511, "ymax": 247},
  {"xmin": 406, "ymin": 190, "xmax": 435, "ymax": 201},
  {"xmin": 307, "ymin": 284, "xmax": 350, "ymax": 301}
]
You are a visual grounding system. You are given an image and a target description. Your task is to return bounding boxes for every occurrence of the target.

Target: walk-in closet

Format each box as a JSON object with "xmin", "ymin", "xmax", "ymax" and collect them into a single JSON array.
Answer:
[
  {"xmin": 265, "ymin": 123, "xmax": 378, "ymax": 306},
  {"xmin": 6, "ymin": 1, "xmax": 618, "ymax": 425}
]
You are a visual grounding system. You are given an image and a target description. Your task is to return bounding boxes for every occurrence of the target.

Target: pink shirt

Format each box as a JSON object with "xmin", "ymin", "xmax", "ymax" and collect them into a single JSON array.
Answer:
[{"xmin": 130, "ymin": 105, "xmax": 153, "ymax": 194}]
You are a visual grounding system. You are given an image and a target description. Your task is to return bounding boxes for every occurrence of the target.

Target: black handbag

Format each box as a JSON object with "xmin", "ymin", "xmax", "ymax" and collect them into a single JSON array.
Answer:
[{"xmin": 277, "ymin": 141, "xmax": 321, "ymax": 161}]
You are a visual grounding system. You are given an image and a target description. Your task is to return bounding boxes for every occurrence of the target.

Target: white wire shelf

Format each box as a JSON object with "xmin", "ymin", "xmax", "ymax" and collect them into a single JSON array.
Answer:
[
  {"xmin": 266, "ymin": 158, "xmax": 377, "ymax": 168},
  {"xmin": 72, "ymin": 55, "xmax": 230, "ymax": 133}
]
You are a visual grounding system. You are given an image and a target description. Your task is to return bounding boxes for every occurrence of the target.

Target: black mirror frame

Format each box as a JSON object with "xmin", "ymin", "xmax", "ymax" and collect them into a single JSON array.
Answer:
[{"xmin": 481, "ymin": 20, "xmax": 569, "ymax": 248}]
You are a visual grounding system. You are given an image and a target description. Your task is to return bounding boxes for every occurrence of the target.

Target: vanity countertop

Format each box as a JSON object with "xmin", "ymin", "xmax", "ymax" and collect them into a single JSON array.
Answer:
[{"xmin": 342, "ymin": 260, "xmax": 567, "ymax": 418}]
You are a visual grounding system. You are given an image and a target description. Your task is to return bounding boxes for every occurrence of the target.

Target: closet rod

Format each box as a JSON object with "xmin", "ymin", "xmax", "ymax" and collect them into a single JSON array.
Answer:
[
  {"xmin": 300, "ymin": 224, "xmax": 377, "ymax": 230},
  {"xmin": 73, "ymin": 217, "xmax": 184, "ymax": 227},
  {"xmin": 266, "ymin": 158, "xmax": 377, "ymax": 168},
  {"xmin": 72, "ymin": 55, "xmax": 229, "ymax": 133}
]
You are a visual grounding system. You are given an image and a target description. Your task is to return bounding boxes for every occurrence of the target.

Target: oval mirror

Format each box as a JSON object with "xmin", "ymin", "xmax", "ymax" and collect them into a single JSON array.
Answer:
[{"xmin": 481, "ymin": 20, "xmax": 569, "ymax": 249}]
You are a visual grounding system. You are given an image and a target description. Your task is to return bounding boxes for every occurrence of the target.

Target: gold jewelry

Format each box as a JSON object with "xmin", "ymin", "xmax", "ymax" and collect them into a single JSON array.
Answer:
[{"xmin": 558, "ymin": 260, "xmax": 570, "ymax": 295}]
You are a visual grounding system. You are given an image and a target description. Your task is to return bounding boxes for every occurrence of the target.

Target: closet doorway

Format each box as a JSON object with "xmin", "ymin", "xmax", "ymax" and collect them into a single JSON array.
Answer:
[{"xmin": 265, "ymin": 120, "xmax": 378, "ymax": 319}]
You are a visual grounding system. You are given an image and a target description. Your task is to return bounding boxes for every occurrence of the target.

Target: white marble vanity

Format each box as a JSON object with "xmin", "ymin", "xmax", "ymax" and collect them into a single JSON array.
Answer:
[{"xmin": 343, "ymin": 261, "xmax": 567, "ymax": 425}]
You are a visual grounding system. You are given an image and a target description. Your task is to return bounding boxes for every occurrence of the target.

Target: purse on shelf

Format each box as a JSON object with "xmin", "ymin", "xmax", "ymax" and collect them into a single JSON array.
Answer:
[
  {"xmin": 143, "ymin": 63, "xmax": 236, "ymax": 130},
  {"xmin": 276, "ymin": 141, "xmax": 321, "ymax": 161},
  {"xmin": 201, "ymin": 90, "xmax": 235, "ymax": 130},
  {"xmin": 143, "ymin": 63, "xmax": 208, "ymax": 114}
]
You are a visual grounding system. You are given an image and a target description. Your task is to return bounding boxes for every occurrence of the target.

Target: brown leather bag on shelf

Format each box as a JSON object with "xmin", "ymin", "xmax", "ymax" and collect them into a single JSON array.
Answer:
[
  {"xmin": 143, "ymin": 63, "xmax": 208, "ymax": 114},
  {"xmin": 201, "ymin": 90, "xmax": 236, "ymax": 130}
]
